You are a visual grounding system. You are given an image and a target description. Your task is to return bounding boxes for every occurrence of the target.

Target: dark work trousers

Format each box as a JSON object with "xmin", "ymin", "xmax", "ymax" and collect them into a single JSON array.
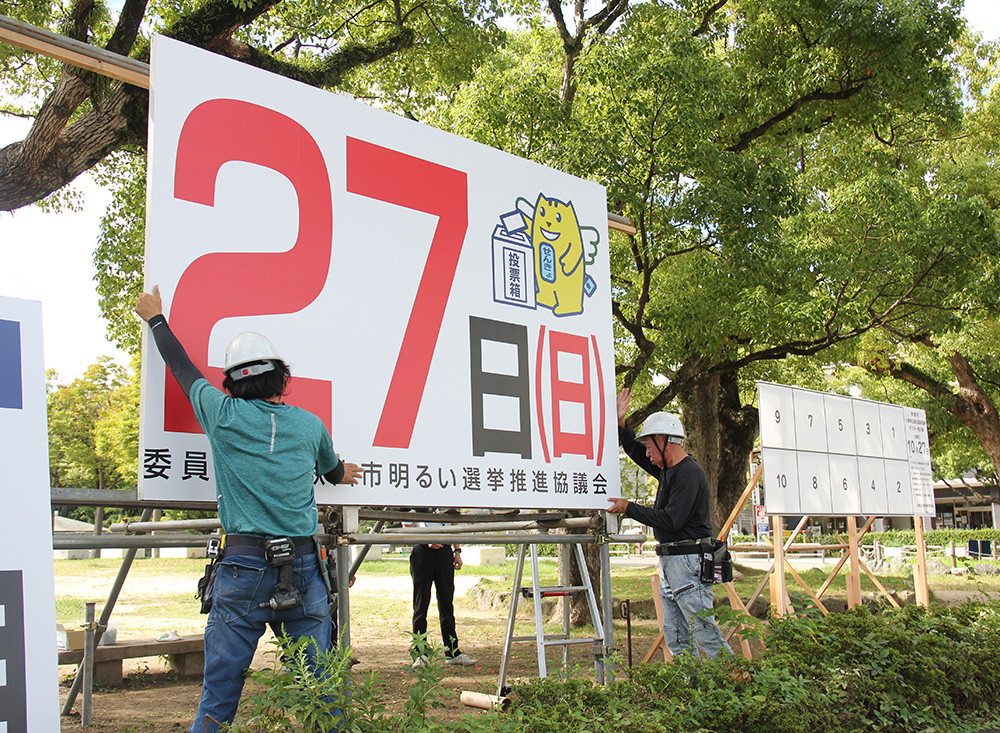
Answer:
[{"xmin": 410, "ymin": 544, "xmax": 459, "ymax": 658}]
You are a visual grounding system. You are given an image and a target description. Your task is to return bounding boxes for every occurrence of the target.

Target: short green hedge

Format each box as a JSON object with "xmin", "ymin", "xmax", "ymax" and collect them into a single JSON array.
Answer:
[
  {"xmin": 729, "ymin": 528, "xmax": 1000, "ymax": 548},
  {"xmin": 234, "ymin": 603, "xmax": 1000, "ymax": 732},
  {"xmin": 503, "ymin": 602, "xmax": 1000, "ymax": 733}
]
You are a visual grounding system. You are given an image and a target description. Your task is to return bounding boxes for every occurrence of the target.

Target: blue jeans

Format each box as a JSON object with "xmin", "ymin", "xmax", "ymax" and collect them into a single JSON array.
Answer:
[
  {"xmin": 658, "ymin": 554, "xmax": 732, "ymax": 659},
  {"xmin": 190, "ymin": 552, "xmax": 332, "ymax": 733}
]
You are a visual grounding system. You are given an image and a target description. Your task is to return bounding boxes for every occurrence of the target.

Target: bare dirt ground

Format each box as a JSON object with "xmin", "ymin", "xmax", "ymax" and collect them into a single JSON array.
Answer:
[{"xmin": 56, "ymin": 568, "xmax": 663, "ymax": 732}]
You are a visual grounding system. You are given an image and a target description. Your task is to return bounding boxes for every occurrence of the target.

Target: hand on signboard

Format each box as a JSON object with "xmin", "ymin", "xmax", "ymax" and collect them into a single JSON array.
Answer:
[
  {"xmin": 607, "ymin": 497, "xmax": 629, "ymax": 514},
  {"xmin": 135, "ymin": 285, "xmax": 163, "ymax": 322},
  {"xmin": 616, "ymin": 388, "xmax": 632, "ymax": 427},
  {"xmin": 340, "ymin": 461, "xmax": 362, "ymax": 485}
]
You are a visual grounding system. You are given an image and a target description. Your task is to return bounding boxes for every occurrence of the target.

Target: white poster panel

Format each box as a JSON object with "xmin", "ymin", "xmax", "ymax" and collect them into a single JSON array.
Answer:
[
  {"xmin": 879, "ymin": 404, "xmax": 907, "ymax": 460},
  {"xmin": 139, "ymin": 36, "xmax": 619, "ymax": 509},
  {"xmin": 853, "ymin": 400, "xmax": 883, "ymax": 458},
  {"xmin": 757, "ymin": 383, "xmax": 795, "ymax": 449},
  {"xmin": 0, "ymin": 296, "xmax": 60, "ymax": 733},
  {"xmin": 857, "ymin": 456, "xmax": 889, "ymax": 516},
  {"xmin": 824, "ymin": 394, "xmax": 857, "ymax": 455},
  {"xmin": 904, "ymin": 407, "xmax": 934, "ymax": 517},
  {"xmin": 828, "ymin": 454, "xmax": 862, "ymax": 515},
  {"xmin": 792, "ymin": 389, "xmax": 828, "ymax": 452},
  {"xmin": 761, "ymin": 448, "xmax": 800, "ymax": 514},
  {"xmin": 796, "ymin": 452, "xmax": 833, "ymax": 515},
  {"xmin": 884, "ymin": 460, "xmax": 913, "ymax": 515}
]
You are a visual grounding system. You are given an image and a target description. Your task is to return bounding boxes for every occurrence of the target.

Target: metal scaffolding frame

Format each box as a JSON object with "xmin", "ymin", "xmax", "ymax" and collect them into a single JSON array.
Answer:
[{"xmin": 52, "ymin": 488, "xmax": 632, "ymax": 716}]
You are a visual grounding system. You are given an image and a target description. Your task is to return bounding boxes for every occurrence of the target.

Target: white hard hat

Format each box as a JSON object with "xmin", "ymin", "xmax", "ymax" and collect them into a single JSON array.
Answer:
[
  {"xmin": 224, "ymin": 332, "xmax": 284, "ymax": 381},
  {"xmin": 636, "ymin": 412, "xmax": 685, "ymax": 442}
]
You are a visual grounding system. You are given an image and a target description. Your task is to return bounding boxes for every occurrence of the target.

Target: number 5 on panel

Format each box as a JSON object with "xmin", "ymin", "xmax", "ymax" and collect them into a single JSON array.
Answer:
[{"xmin": 166, "ymin": 100, "xmax": 334, "ymax": 433}]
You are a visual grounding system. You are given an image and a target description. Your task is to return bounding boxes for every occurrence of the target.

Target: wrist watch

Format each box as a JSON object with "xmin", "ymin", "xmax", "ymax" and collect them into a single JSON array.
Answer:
[{"xmin": 453, "ymin": 548, "xmax": 462, "ymax": 553}]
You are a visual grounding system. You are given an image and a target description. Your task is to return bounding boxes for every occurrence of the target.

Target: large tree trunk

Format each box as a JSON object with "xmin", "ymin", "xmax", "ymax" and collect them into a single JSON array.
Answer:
[
  {"xmin": 679, "ymin": 369, "xmax": 759, "ymax": 533},
  {"xmin": 948, "ymin": 352, "xmax": 1000, "ymax": 482}
]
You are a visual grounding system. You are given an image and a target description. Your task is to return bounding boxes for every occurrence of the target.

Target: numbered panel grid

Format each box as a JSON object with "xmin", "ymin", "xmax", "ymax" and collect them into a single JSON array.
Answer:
[{"xmin": 757, "ymin": 382, "xmax": 931, "ymax": 517}]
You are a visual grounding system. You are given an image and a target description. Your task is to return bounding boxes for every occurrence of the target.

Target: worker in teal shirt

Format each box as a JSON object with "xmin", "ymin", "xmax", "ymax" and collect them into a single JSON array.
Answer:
[{"xmin": 137, "ymin": 286, "xmax": 361, "ymax": 733}]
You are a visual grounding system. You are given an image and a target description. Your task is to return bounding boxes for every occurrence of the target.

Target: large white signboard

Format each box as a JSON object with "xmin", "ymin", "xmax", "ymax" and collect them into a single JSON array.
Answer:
[
  {"xmin": 0, "ymin": 296, "xmax": 59, "ymax": 732},
  {"xmin": 757, "ymin": 381, "xmax": 933, "ymax": 517},
  {"xmin": 139, "ymin": 36, "xmax": 619, "ymax": 509}
]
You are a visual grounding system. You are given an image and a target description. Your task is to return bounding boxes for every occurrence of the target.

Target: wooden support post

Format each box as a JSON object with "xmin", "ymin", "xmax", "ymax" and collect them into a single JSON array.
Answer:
[
  {"xmin": 914, "ymin": 516, "xmax": 930, "ymax": 607},
  {"xmin": 769, "ymin": 516, "xmax": 790, "ymax": 616},
  {"xmin": 642, "ymin": 576, "xmax": 671, "ymax": 664},
  {"xmin": 722, "ymin": 583, "xmax": 754, "ymax": 661},
  {"xmin": 782, "ymin": 558, "xmax": 829, "ymax": 615},
  {"xmin": 845, "ymin": 516, "xmax": 862, "ymax": 608}
]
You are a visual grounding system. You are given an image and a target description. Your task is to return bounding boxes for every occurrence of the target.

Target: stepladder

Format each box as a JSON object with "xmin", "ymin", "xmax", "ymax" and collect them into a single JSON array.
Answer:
[{"xmin": 496, "ymin": 542, "xmax": 609, "ymax": 696}]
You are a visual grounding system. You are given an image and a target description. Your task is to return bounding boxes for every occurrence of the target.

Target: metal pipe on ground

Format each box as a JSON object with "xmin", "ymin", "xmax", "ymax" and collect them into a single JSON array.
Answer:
[{"xmin": 460, "ymin": 691, "xmax": 511, "ymax": 711}]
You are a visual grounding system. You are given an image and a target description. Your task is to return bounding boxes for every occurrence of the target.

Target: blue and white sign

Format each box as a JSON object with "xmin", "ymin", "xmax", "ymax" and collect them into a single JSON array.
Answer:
[{"xmin": 0, "ymin": 296, "xmax": 59, "ymax": 732}]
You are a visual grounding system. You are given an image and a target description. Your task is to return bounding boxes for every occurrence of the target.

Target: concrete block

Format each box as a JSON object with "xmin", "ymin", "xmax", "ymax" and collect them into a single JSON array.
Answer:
[
  {"xmin": 461, "ymin": 546, "xmax": 506, "ymax": 566},
  {"xmin": 168, "ymin": 651, "xmax": 205, "ymax": 677}
]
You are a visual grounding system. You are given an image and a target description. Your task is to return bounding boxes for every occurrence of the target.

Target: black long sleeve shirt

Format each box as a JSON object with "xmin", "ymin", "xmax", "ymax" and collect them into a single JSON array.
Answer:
[{"xmin": 618, "ymin": 424, "xmax": 714, "ymax": 543}]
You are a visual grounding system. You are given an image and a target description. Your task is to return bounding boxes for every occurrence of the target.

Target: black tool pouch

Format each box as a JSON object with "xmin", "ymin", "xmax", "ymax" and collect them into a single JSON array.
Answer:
[
  {"xmin": 196, "ymin": 536, "xmax": 223, "ymax": 614},
  {"xmin": 699, "ymin": 538, "xmax": 733, "ymax": 584},
  {"xmin": 261, "ymin": 537, "xmax": 302, "ymax": 611},
  {"xmin": 196, "ymin": 561, "xmax": 218, "ymax": 614}
]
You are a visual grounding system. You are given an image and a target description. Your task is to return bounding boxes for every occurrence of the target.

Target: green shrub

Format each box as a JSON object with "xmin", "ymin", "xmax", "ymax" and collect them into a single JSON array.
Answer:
[{"xmin": 230, "ymin": 603, "xmax": 1000, "ymax": 732}]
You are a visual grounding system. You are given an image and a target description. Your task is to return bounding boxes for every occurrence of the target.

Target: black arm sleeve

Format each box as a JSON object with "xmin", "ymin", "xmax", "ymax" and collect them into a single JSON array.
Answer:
[
  {"xmin": 147, "ymin": 314, "xmax": 205, "ymax": 397},
  {"xmin": 323, "ymin": 462, "xmax": 345, "ymax": 484}
]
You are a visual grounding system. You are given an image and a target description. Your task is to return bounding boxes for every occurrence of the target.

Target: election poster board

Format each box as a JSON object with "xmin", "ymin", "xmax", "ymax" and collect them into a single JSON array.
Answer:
[
  {"xmin": 757, "ymin": 381, "xmax": 934, "ymax": 517},
  {"xmin": 0, "ymin": 296, "xmax": 60, "ymax": 732},
  {"xmin": 139, "ymin": 36, "xmax": 620, "ymax": 509}
]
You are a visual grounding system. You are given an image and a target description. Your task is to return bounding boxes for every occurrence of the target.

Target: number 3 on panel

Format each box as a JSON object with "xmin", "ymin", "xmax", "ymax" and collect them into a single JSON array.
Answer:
[{"xmin": 165, "ymin": 99, "xmax": 333, "ymax": 433}]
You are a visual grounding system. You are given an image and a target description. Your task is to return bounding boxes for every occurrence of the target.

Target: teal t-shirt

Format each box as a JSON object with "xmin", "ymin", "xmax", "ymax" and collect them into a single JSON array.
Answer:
[{"xmin": 188, "ymin": 378, "xmax": 339, "ymax": 537}]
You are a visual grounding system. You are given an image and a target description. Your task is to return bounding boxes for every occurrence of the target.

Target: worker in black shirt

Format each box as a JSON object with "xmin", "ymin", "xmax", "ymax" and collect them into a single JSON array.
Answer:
[{"xmin": 608, "ymin": 388, "xmax": 732, "ymax": 659}]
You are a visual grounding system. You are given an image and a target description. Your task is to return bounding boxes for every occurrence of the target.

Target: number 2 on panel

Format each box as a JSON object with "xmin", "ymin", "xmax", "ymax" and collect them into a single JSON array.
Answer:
[{"xmin": 166, "ymin": 99, "xmax": 333, "ymax": 433}]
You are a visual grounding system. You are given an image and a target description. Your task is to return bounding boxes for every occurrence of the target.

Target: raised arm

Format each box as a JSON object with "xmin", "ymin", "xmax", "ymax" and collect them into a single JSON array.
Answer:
[{"xmin": 135, "ymin": 285, "xmax": 205, "ymax": 397}]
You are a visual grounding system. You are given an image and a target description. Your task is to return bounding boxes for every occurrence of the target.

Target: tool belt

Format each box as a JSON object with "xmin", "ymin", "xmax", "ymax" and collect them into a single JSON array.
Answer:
[
  {"xmin": 195, "ymin": 535, "xmax": 316, "ymax": 615},
  {"xmin": 656, "ymin": 538, "xmax": 733, "ymax": 584},
  {"xmin": 655, "ymin": 539, "xmax": 705, "ymax": 556},
  {"xmin": 222, "ymin": 535, "xmax": 316, "ymax": 558}
]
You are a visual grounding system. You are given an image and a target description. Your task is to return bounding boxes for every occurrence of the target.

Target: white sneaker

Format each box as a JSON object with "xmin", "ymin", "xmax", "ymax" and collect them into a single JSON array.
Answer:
[
  {"xmin": 411, "ymin": 655, "xmax": 429, "ymax": 669},
  {"xmin": 445, "ymin": 653, "xmax": 477, "ymax": 666}
]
